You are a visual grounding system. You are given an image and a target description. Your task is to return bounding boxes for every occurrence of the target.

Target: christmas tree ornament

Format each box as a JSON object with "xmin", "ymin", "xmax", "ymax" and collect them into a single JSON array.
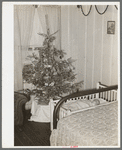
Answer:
[
  {"xmin": 54, "ymin": 55, "xmax": 62, "ymax": 63},
  {"xmin": 49, "ymin": 82, "xmax": 54, "ymax": 86},
  {"xmin": 43, "ymin": 58, "xmax": 48, "ymax": 62},
  {"xmin": 44, "ymin": 64, "xmax": 52, "ymax": 68},
  {"xmin": 43, "ymin": 76, "xmax": 49, "ymax": 80},
  {"xmin": 45, "ymin": 83, "xmax": 48, "ymax": 86},
  {"xmin": 53, "ymin": 72, "xmax": 57, "ymax": 75}
]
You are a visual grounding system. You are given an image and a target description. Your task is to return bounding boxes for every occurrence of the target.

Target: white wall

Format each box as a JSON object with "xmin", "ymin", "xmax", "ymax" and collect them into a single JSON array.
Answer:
[{"xmin": 61, "ymin": 5, "xmax": 118, "ymax": 90}]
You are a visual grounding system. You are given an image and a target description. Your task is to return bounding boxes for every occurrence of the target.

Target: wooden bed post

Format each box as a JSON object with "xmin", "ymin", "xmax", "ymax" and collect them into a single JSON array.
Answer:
[
  {"xmin": 97, "ymin": 82, "xmax": 100, "ymax": 89},
  {"xmin": 50, "ymin": 99, "xmax": 54, "ymax": 131}
]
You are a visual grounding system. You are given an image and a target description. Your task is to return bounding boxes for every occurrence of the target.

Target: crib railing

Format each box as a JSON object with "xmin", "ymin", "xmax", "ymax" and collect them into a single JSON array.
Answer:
[
  {"xmin": 58, "ymin": 87, "xmax": 118, "ymax": 120},
  {"xmin": 53, "ymin": 84, "xmax": 118, "ymax": 129},
  {"xmin": 97, "ymin": 82, "xmax": 117, "ymax": 101}
]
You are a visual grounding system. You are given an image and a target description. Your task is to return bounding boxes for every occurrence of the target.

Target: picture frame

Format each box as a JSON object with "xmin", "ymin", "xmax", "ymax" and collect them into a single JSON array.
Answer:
[{"xmin": 107, "ymin": 21, "xmax": 115, "ymax": 34}]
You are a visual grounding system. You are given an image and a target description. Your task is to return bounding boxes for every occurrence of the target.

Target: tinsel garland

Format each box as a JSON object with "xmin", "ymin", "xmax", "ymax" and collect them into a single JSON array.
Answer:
[
  {"xmin": 77, "ymin": 5, "xmax": 118, "ymax": 16},
  {"xmin": 95, "ymin": 5, "xmax": 109, "ymax": 15},
  {"xmin": 81, "ymin": 5, "xmax": 92, "ymax": 16}
]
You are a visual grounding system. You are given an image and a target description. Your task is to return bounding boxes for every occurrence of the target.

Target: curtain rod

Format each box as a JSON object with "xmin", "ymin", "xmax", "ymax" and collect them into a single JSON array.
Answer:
[{"xmin": 33, "ymin": 5, "xmax": 61, "ymax": 8}]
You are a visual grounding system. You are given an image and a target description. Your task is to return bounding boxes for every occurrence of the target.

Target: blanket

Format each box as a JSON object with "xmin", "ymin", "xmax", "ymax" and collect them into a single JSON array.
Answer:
[{"xmin": 50, "ymin": 101, "xmax": 118, "ymax": 146}]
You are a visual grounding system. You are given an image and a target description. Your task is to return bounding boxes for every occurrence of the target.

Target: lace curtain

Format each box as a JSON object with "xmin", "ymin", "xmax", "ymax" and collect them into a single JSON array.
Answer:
[
  {"xmin": 24, "ymin": 6, "xmax": 61, "ymax": 90},
  {"xmin": 14, "ymin": 5, "xmax": 61, "ymax": 91},
  {"xmin": 14, "ymin": 5, "xmax": 35, "ymax": 91}
]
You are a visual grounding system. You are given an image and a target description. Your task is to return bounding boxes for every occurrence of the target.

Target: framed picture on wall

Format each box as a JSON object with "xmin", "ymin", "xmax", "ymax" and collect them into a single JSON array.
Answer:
[{"xmin": 107, "ymin": 21, "xmax": 115, "ymax": 34}]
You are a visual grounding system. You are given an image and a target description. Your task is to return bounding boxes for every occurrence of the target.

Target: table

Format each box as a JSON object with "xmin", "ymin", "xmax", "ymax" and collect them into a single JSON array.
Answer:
[{"xmin": 29, "ymin": 100, "xmax": 51, "ymax": 122}]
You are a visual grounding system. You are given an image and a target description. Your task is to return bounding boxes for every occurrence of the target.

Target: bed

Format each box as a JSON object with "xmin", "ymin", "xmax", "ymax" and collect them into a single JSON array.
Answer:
[{"xmin": 50, "ymin": 82, "xmax": 118, "ymax": 146}]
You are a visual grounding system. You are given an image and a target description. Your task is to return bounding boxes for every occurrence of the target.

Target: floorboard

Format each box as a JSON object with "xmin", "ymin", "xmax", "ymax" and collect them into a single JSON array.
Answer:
[{"xmin": 14, "ymin": 121, "xmax": 51, "ymax": 146}]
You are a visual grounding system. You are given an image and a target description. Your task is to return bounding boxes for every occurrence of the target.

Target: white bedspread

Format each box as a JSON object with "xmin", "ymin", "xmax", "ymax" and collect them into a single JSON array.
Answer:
[{"xmin": 50, "ymin": 101, "xmax": 118, "ymax": 146}]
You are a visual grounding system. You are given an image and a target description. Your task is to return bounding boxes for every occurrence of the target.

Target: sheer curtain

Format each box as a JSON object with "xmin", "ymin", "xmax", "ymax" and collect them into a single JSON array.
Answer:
[
  {"xmin": 14, "ymin": 5, "xmax": 35, "ymax": 91},
  {"xmin": 37, "ymin": 5, "xmax": 61, "ymax": 49}
]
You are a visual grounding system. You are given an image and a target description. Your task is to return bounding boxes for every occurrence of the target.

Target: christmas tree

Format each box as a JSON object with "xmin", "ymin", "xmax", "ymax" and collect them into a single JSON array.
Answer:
[{"xmin": 22, "ymin": 28, "xmax": 83, "ymax": 104}]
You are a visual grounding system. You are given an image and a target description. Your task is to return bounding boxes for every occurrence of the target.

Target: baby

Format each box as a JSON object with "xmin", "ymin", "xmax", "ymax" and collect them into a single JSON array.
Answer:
[
  {"xmin": 89, "ymin": 99, "xmax": 100, "ymax": 107},
  {"xmin": 62, "ymin": 98, "xmax": 101, "ymax": 112},
  {"xmin": 79, "ymin": 98, "xmax": 100, "ymax": 107}
]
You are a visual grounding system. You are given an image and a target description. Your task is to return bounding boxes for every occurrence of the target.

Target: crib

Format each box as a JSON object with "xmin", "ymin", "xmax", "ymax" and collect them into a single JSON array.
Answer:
[{"xmin": 50, "ymin": 82, "xmax": 118, "ymax": 131}]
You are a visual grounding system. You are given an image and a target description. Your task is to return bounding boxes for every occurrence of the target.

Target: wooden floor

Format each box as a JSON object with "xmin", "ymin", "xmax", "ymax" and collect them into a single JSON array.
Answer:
[{"xmin": 14, "ymin": 118, "xmax": 51, "ymax": 146}]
